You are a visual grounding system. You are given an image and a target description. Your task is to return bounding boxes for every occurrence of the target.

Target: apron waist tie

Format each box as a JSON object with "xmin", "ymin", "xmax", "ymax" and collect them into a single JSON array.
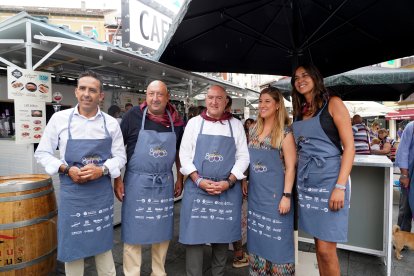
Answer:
[
  {"xmin": 298, "ymin": 155, "xmax": 326, "ymax": 182},
  {"xmin": 139, "ymin": 172, "xmax": 169, "ymax": 186}
]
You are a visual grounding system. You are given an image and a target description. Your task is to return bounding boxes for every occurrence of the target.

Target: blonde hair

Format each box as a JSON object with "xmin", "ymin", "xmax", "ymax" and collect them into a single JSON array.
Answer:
[
  {"xmin": 371, "ymin": 121, "xmax": 380, "ymax": 129},
  {"xmin": 378, "ymin": 128, "xmax": 389, "ymax": 136},
  {"xmin": 371, "ymin": 138, "xmax": 381, "ymax": 144},
  {"xmin": 255, "ymin": 87, "xmax": 290, "ymax": 148}
]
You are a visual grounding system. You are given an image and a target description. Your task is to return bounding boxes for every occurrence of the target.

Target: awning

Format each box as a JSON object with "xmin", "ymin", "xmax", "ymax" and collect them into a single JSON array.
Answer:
[{"xmin": 385, "ymin": 109, "xmax": 414, "ymax": 120}]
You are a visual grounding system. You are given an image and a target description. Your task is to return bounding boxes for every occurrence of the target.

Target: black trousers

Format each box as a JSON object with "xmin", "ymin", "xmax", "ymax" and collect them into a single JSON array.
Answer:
[{"xmin": 397, "ymin": 187, "xmax": 412, "ymax": 232}]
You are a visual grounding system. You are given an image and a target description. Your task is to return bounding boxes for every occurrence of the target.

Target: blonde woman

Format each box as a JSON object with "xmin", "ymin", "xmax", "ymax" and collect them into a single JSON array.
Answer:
[{"xmin": 244, "ymin": 87, "xmax": 296, "ymax": 275}]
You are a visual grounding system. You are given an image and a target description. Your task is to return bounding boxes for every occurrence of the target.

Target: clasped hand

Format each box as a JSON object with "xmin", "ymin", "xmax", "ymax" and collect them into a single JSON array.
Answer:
[
  {"xmin": 199, "ymin": 179, "xmax": 229, "ymax": 195},
  {"xmin": 68, "ymin": 164, "xmax": 102, "ymax": 184}
]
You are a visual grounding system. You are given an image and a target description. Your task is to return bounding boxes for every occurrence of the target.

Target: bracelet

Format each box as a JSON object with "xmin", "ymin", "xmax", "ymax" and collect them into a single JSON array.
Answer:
[
  {"xmin": 335, "ymin": 184, "xmax": 346, "ymax": 190},
  {"xmin": 227, "ymin": 178, "xmax": 236, "ymax": 189},
  {"xmin": 195, "ymin": 177, "xmax": 203, "ymax": 187},
  {"xmin": 63, "ymin": 166, "xmax": 71, "ymax": 175},
  {"xmin": 400, "ymin": 174, "xmax": 408, "ymax": 179}
]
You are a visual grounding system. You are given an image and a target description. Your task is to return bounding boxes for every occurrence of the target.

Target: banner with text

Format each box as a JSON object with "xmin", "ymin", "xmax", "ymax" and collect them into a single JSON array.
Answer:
[{"xmin": 14, "ymin": 100, "xmax": 46, "ymax": 144}]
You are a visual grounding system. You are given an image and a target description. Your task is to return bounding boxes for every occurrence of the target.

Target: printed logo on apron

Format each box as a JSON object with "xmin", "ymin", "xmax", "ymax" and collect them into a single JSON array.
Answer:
[
  {"xmin": 121, "ymin": 107, "xmax": 177, "ymax": 245},
  {"xmin": 247, "ymin": 146, "xmax": 294, "ymax": 264},
  {"xmin": 57, "ymin": 109, "xmax": 114, "ymax": 262},
  {"xmin": 292, "ymin": 102, "xmax": 350, "ymax": 243},
  {"xmin": 149, "ymin": 146, "xmax": 168, "ymax": 158},
  {"xmin": 81, "ymin": 154, "xmax": 103, "ymax": 165},
  {"xmin": 179, "ymin": 119, "xmax": 242, "ymax": 245},
  {"xmin": 204, "ymin": 151, "xmax": 224, "ymax": 162},
  {"xmin": 252, "ymin": 162, "xmax": 268, "ymax": 173}
]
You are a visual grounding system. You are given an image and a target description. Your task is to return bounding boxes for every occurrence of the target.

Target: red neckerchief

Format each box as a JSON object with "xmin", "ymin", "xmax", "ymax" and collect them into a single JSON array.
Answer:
[
  {"xmin": 140, "ymin": 102, "xmax": 184, "ymax": 127},
  {"xmin": 200, "ymin": 109, "xmax": 232, "ymax": 124}
]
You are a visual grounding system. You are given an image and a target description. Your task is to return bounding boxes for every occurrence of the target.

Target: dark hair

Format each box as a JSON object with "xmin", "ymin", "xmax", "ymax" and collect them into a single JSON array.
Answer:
[
  {"xmin": 225, "ymin": 95, "xmax": 233, "ymax": 110},
  {"xmin": 125, "ymin": 103, "xmax": 133, "ymax": 108},
  {"xmin": 244, "ymin": 118, "xmax": 255, "ymax": 130},
  {"xmin": 108, "ymin": 105, "xmax": 121, "ymax": 118},
  {"xmin": 290, "ymin": 63, "xmax": 328, "ymax": 118},
  {"xmin": 78, "ymin": 70, "xmax": 103, "ymax": 91}
]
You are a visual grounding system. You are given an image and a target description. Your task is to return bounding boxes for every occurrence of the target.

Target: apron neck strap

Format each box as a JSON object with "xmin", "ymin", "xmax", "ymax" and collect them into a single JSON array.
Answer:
[
  {"xmin": 141, "ymin": 107, "xmax": 175, "ymax": 132},
  {"xmin": 199, "ymin": 119, "xmax": 234, "ymax": 137},
  {"xmin": 67, "ymin": 109, "xmax": 110, "ymax": 139}
]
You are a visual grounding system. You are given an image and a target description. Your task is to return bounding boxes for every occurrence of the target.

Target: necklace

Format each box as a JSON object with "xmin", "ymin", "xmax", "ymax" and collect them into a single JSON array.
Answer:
[{"xmin": 301, "ymin": 102, "xmax": 313, "ymax": 116}]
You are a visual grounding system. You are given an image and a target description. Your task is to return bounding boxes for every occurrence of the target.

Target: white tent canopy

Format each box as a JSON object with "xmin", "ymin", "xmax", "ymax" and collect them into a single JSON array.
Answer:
[{"xmin": 344, "ymin": 101, "xmax": 396, "ymax": 118}]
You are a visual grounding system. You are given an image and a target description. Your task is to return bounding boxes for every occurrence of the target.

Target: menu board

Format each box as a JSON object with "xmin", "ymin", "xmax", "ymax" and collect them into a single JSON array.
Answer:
[
  {"xmin": 7, "ymin": 67, "xmax": 52, "ymax": 102},
  {"xmin": 14, "ymin": 100, "xmax": 46, "ymax": 144}
]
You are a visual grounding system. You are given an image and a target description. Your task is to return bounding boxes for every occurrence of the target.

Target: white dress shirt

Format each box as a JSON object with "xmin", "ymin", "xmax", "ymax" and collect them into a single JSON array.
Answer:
[
  {"xmin": 34, "ymin": 105, "xmax": 126, "ymax": 178},
  {"xmin": 179, "ymin": 114, "xmax": 249, "ymax": 180}
]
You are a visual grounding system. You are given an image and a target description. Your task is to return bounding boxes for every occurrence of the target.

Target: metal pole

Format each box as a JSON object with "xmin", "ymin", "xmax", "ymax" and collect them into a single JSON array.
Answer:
[{"xmin": 25, "ymin": 21, "xmax": 32, "ymax": 70}]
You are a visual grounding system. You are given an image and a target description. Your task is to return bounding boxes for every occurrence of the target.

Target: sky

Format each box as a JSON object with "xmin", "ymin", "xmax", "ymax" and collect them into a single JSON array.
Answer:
[
  {"xmin": 0, "ymin": 0, "xmax": 184, "ymax": 14},
  {"xmin": 1, "ymin": 0, "xmax": 119, "ymax": 10}
]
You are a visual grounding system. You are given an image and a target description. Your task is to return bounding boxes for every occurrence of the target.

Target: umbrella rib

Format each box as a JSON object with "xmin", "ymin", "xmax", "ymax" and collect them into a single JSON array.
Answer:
[
  {"xmin": 183, "ymin": 0, "xmax": 263, "ymax": 21},
  {"xmin": 242, "ymin": 1, "xmax": 286, "ymax": 60},
  {"xmin": 173, "ymin": 0, "xmax": 276, "ymax": 47},
  {"xmin": 299, "ymin": 0, "xmax": 350, "ymax": 50},
  {"xmin": 222, "ymin": 11, "xmax": 291, "ymax": 52},
  {"xmin": 303, "ymin": 0, "xmax": 382, "ymax": 50}
]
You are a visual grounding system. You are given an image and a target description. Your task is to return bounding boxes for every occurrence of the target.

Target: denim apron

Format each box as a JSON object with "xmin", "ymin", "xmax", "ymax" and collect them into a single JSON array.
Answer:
[
  {"xmin": 292, "ymin": 103, "xmax": 350, "ymax": 242},
  {"xmin": 58, "ymin": 110, "xmax": 114, "ymax": 262},
  {"xmin": 179, "ymin": 119, "xmax": 242, "ymax": 244},
  {"xmin": 121, "ymin": 107, "xmax": 176, "ymax": 244},
  {"xmin": 247, "ymin": 147, "xmax": 294, "ymax": 264}
]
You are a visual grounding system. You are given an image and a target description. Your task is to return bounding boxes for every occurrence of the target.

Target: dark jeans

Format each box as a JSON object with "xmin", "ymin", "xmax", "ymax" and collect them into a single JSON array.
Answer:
[{"xmin": 397, "ymin": 187, "xmax": 412, "ymax": 232}]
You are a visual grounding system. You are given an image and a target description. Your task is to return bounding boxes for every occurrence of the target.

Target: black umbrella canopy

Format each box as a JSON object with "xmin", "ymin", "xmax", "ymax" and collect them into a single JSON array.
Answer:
[
  {"xmin": 271, "ymin": 66, "xmax": 414, "ymax": 101},
  {"xmin": 158, "ymin": 0, "xmax": 414, "ymax": 77}
]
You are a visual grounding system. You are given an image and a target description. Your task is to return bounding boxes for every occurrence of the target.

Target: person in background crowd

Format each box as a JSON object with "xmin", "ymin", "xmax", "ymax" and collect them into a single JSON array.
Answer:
[
  {"xmin": 114, "ymin": 80, "xmax": 184, "ymax": 276},
  {"xmin": 244, "ymin": 87, "xmax": 296, "ymax": 275},
  {"xmin": 397, "ymin": 126, "xmax": 404, "ymax": 141},
  {"xmin": 226, "ymin": 95, "xmax": 242, "ymax": 120},
  {"xmin": 369, "ymin": 121, "xmax": 380, "ymax": 140},
  {"xmin": 370, "ymin": 138, "xmax": 381, "ymax": 151},
  {"xmin": 108, "ymin": 104, "xmax": 122, "ymax": 124},
  {"xmin": 371, "ymin": 128, "xmax": 396, "ymax": 161},
  {"xmin": 125, "ymin": 102, "xmax": 133, "ymax": 112},
  {"xmin": 351, "ymin": 114, "xmax": 371, "ymax": 154},
  {"xmin": 187, "ymin": 105, "xmax": 204, "ymax": 122},
  {"xmin": 291, "ymin": 64, "xmax": 354, "ymax": 276},
  {"xmin": 244, "ymin": 118, "xmax": 255, "ymax": 136},
  {"xmin": 226, "ymin": 95, "xmax": 249, "ymax": 268},
  {"xmin": 34, "ymin": 70, "xmax": 126, "ymax": 276},
  {"xmin": 179, "ymin": 85, "xmax": 249, "ymax": 276},
  {"xmin": 395, "ymin": 121, "xmax": 414, "ymax": 233}
]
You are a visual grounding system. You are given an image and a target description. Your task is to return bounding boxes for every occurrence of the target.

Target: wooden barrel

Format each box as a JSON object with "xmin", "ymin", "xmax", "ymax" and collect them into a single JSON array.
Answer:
[{"xmin": 0, "ymin": 174, "xmax": 57, "ymax": 276}]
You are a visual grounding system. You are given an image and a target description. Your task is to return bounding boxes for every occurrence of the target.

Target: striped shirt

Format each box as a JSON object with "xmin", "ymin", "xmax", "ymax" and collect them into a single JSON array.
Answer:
[{"xmin": 352, "ymin": 123, "xmax": 371, "ymax": 154}]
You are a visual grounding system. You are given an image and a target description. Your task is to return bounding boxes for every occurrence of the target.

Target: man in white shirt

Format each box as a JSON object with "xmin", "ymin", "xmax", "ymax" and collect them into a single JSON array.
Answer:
[
  {"xmin": 179, "ymin": 85, "xmax": 249, "ymax": 276},
  {"xmin": 35, "ymin": 70, "xmax": 126, "ymax": 276}
]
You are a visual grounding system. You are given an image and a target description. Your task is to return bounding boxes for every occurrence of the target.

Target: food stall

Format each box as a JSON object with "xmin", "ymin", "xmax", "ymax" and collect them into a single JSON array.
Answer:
[{"xmin": 0, "ymin": 12, "xmax": 259, "ymax": 224}]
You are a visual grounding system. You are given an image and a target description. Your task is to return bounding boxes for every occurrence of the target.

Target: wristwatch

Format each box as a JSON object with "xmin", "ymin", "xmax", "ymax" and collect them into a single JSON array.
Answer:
[
  {"xmin": 282, "ymin": 192, "xmax": 292, "ymax": 198},
  {"xmin": 400, "ymin": 174, "xmax": 408, "ymax": 179},
  {"xmin": 102, "ymin": 165, "xmax": 110, "ymax": 176}
]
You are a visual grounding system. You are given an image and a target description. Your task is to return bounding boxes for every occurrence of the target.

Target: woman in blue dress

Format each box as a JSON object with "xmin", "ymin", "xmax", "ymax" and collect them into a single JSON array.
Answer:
[{"xmin": 291, "ymin": 64, "xmax": 355, "ymax": 276}]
